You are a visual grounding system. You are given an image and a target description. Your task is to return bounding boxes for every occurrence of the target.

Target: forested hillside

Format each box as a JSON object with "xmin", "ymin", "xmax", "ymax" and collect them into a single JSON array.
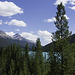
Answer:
[
  {"xmin": 0, "ymin": 30, "xmax": 35, "ymax": 49},
  {"xmin": 42, "ymin": 34, "xmax": 75, "ymax": 52}
]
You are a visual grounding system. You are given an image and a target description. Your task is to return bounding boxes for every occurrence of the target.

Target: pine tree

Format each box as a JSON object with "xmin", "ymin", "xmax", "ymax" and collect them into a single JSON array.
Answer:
[
  {"xmin": 29, "ymin": 44, "xmax": 35, "ymax": 75},
  {"xmin": 19, "ymin": 68, "xmax": 23, "ymax": 75},
  {"xmin": 12, "ymin": 43, "xmax": 17, "ymax": 60},
  {"xmin": 34, "ymin": 52, "xmax": 41, "ymax": 75},
  {"xmin": 24, "ymin": 43, "xmax": 31, "ymax": 75},
  {"xmin": 23, "ymin": 61, "xmax": 27, "ymax": 75},
  {"xmin": 53, "ymin": 2, "xmax": 72, "ymax": 75},
  {"xmin": 10, "ymin": 59, "xmax": 15, "ymax": 75},
  {"xmin": 5, "ymin": 46, "xmax": 12, "ymax": 75},
  {"xmin": 70, "ymin": 44, "xmax": 75, "ymax": 74},
  {"xmin": 34, "ymin": 38, "xmax": 45, "ymax": 75},
  {"xmin": 47, "ymin": 44, "xmax": 61, "ymax": 75}
]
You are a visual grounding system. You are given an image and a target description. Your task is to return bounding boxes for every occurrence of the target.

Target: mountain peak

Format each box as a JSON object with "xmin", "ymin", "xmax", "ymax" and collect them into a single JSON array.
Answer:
[
  {"xmin": 14, "ymin": 33, "xmax": 21, "ymax": 37},
  {"xmin": 13, "ymin": 33, "xmax": 34, "ymax": 43},
  {"xmin": 0, "ymin": 30, "xmax": 6, "ymax": 35},
  {"xmin": 13, "ymin": 33, "xmax": 24, "ymax": 41},
  {"xmin": 0, "ymin": 30, "xmax": 11, "ymax": 39}
]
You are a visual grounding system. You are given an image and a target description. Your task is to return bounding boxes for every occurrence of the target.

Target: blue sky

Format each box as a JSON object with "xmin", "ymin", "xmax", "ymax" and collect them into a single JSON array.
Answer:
[{"xmin": 0, "ymin": 0, "xmax": 75, "ymax": 46}]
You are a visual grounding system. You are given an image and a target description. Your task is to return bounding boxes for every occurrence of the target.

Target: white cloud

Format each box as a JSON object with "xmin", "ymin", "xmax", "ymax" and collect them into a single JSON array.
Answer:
[
  {"xmin": 54, "ymin": 0, "xmax": 75, "ymax": 11},
  {"xmin": 64, "ymin": 15, "xmax": 70, "ymax": 19},
  {"xmin": 5, "ymin": 30, "xmax": 53, "ymax": 46},
  {"xmin": 52, "ymin": 17, "xmax": 56, "ymax": 21},
  {"xmin": 44, "ymin": 15, "xmax": 69, "ymax": 23},
  {"xmin": 5, "ymin": 32, "xmax": 15, "ymax": 37},
  {"xmin": 0, "ymin": 20, "xmax": 2, "ymax": 25},
  {"xmin": 20, "ymin": 32, "xmax": 38, "ymax": 42},
  {"xmin": 21, "ymin": 31, "xmax": 52, "ymax": 46},
  {"xmin": 15, "ymin": 29, "xmax": 20, "ymax": 31},
  {"xmin": 69, "ymin": 0, "xmax": 75, "ymax": 10},
  {"xmin": 0, "ymin": 1, "xmax": 23, "ymax": 17},
  {"xmin": 5, "ymin": 21, "xmax": 8, "ymax": 24},
  {"xmin": 44, "ymin": 19, "xmax": 53, "ymax": 22},
  {"xmin": 69, "ymin": 6, "xmax": 75, "ymax": 10},
  {"xmin": 44, "ymin": 17, "xmax": 56, "ymax": 23},
  {"xmin": 6, "ymin": 19, "xmax": 27, "ymax": 27},
  {"xmin": 54, "ymin": 0, "xmax": 69, "ymax": 5},
  {"xmin": 37, "ymin": 30, "xmax": 52, "ymax": 46},
  {"xmin": 69, "ymin": 0, "xmax": 75, "ymax": 5}
]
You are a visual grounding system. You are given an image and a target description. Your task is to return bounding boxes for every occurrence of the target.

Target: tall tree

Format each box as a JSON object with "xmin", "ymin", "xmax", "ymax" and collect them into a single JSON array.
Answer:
[
  {"xmin": 24, "ymin": 43, "xmax": 30, "ymax": 75},
  {"xmin": 52, "ymin": 2, "xmax": 71, "ymax": 75},
  {"xmin": 9, "ymin": 59, "xmax": 15, "ymax": 75},
  {"xmin": 34, "ymin": 38, "xmax": 45, "ymax": 75}
]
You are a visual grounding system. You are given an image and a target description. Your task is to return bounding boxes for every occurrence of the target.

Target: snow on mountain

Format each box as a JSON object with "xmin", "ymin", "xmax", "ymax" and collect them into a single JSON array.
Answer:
[
  {"xmin": 13, "ymin": 33, "xmax": 34, "ymax": 43},
  {"xmin": 0, "ymin": 30, "xmax": 11, "ymax": 39}
]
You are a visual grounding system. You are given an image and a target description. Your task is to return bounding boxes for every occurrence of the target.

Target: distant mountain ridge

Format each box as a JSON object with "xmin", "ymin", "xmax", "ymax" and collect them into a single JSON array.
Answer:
[
  {"xmin": 42, "ymin": 34, "xmax": 75, "ymax": 52},
  {"xmin": 0, "ymin": 30, "xmax": 11, "ymax": 39},
  {"xmin": 13, "ymin": 33, "xmax": 34, "ymax": 43},
  {"xmin": 0, "ymin": 30, "xmax": 35, "ymax": 49}
]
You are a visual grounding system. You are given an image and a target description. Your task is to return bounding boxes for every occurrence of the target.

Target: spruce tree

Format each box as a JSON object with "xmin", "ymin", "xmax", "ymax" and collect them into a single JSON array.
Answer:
[
  {"xmin": 53, "ymin": 2, "xmax": 71, "ymax": 75},
  {"xmin": 34, "ymin": 38, "xmax": 45, "ymax": 75},
  {"xmin": 23, "ymin": 61, "xmax": 27, "ymax": 75},
  {"xmin": 24, "ymin": 43, "xmax": 31, "ymax": 75},
  {"xmin": 47, "ymin": 44, "xmax": 61, "ymax": 75},
  {"xmin": 70, "ymin": 44, "xmax": 75, "ymax": 74},
  {"xmin": 34, "ymin": 51, "xmax": 41, "ymax": 75},
  {"xmin": 10, "ymin": 59, "xmax": 15, "ymax": 75}
]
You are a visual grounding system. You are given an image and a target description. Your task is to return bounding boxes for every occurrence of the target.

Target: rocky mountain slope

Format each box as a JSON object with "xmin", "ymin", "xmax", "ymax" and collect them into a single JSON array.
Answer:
[{"xmin": 0, "ymin": 30, "xmax": 35, "ymax": 49}]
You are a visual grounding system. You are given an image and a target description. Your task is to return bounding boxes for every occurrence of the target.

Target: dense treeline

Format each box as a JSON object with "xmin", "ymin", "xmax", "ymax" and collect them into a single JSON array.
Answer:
[
  {"xmin": 0, "ymin": 39, "xmax": 45, "ymax": 75},
  {"xmin": 0, "ymin": 2, "xmax": 75, "ymax": 75},
  {"xmin": 0, "ymin": 39, "xmax": 75, "ymax": 75}
]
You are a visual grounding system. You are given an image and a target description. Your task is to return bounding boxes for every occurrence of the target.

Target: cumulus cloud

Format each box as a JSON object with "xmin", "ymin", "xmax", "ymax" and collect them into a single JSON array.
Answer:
[
  {"xmin": 15, "ymin": 29, "xmax": 20, "ymax": 31},
  {"xmin": 69, "ymin": 0, "xmax": 75, "ymax": 10},
  {"xmin": 69, "ymin": 6, "xmax": 75, "ymax": 10},
  {"xmin": 5, "ymin": 30, "xmax": 53, "ymax": 46},
  {"xmin": 21, "ymin": 31, "xmax": 52, "ymax": 46},
  {"xmin": 38, "ymin": 30, "xmax": 52, "ymax": 46},
  {"xmin": 20, "ymin": 32, "xmax": 38, "ymax": 42},
  {"xmin": 0, "ymin": 20, "xmax": 2, "ymax": 25},
  {"xmin": 5, "ymin": 22, "xmax": 8, "ymax": 24},
  {"xmin": 44, "ymin": 17, "xmax": 56, "ymax": 23},
  {"xmin": 54, "ymin": 0, "xmax": 75, "ymax": 11},
  {"xmin": 54, "ymin": 0, "xmax": 75, "ymax": 6},
  {"xmin": 69, "ymin": 0, "xmax": 75, "ymax": 5},
  {"xmin": 6, "ymin": 19, "xmax": 27, "ymax": 27},
  {"xmin": 0, "ymin": 1, "xmax": 23, "ymax": 17},
  {"xmin": 44, "ymin": 15, "xmax": 69, "ymax": 23},
  {"xmin": 5, "ymin": 31, "xmax": 38, "ymax": 42},
  {"xmin": 64, "ymin": 15, "xmax": 70, "ymax": 19},
  {"xmin": 5, "ymin": 32, "xmax": 15, "ymax": 37},
  {"xmin": 54, "ymin": 0, "xmax": 69, "ymax": 5}
]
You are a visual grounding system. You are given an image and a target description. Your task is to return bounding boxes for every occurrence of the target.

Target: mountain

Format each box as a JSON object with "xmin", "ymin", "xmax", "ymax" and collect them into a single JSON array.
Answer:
[
  {"xmin": 0, "ymin": 30, "xmax": 11, "ymax": 39},
  {"xmin": 70, "ymin": 34, "xmax": 75, "ymax": 44},
  {"xmin": 13, "ymin": 33, "xmax": 22, "ymax": 40},
  {"xmin": 0, "ymin": 30, "xmax": 35, "ymax": 49},
  {"xmin": 13, "ymin": 33, "xmax": 33, "ymax": 43},
  {"xmin": 42, "ymin": 34, "xmax": 75, "ymax": 52}
]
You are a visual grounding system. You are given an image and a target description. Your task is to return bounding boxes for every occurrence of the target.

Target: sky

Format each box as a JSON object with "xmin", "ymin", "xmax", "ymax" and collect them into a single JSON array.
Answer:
[{"xmin": 0, "ymin": 0, "xmax": 75, "ymax": 46}]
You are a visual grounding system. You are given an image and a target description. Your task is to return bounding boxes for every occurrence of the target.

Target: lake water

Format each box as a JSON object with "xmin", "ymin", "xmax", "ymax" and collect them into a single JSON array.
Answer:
[{"xmin": 29, "ymin": 51, "xmax": 49, "ymax": 59}]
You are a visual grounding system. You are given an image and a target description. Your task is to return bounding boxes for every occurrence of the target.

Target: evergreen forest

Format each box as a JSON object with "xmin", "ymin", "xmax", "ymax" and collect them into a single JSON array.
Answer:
[{"xmin": 0, "ymin": 3, "xmax": 75, "ymax": 75}]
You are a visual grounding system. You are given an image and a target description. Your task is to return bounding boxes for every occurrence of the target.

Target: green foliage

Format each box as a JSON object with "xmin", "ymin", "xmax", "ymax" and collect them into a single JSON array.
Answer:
[
  {"xmin": 0, "ymin": 3, "xmax": 75, "ymax": 75},
  {"xmin": 47, "ymin": 2, "xmax": 74, "ymax": 75},
  {"xmin": 0, "ymin": 37, "xmax": 75, "ymax": 75},
  {"xmin": 34, "ymin": 38, "xmax": 45, "ymax": 75}
]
